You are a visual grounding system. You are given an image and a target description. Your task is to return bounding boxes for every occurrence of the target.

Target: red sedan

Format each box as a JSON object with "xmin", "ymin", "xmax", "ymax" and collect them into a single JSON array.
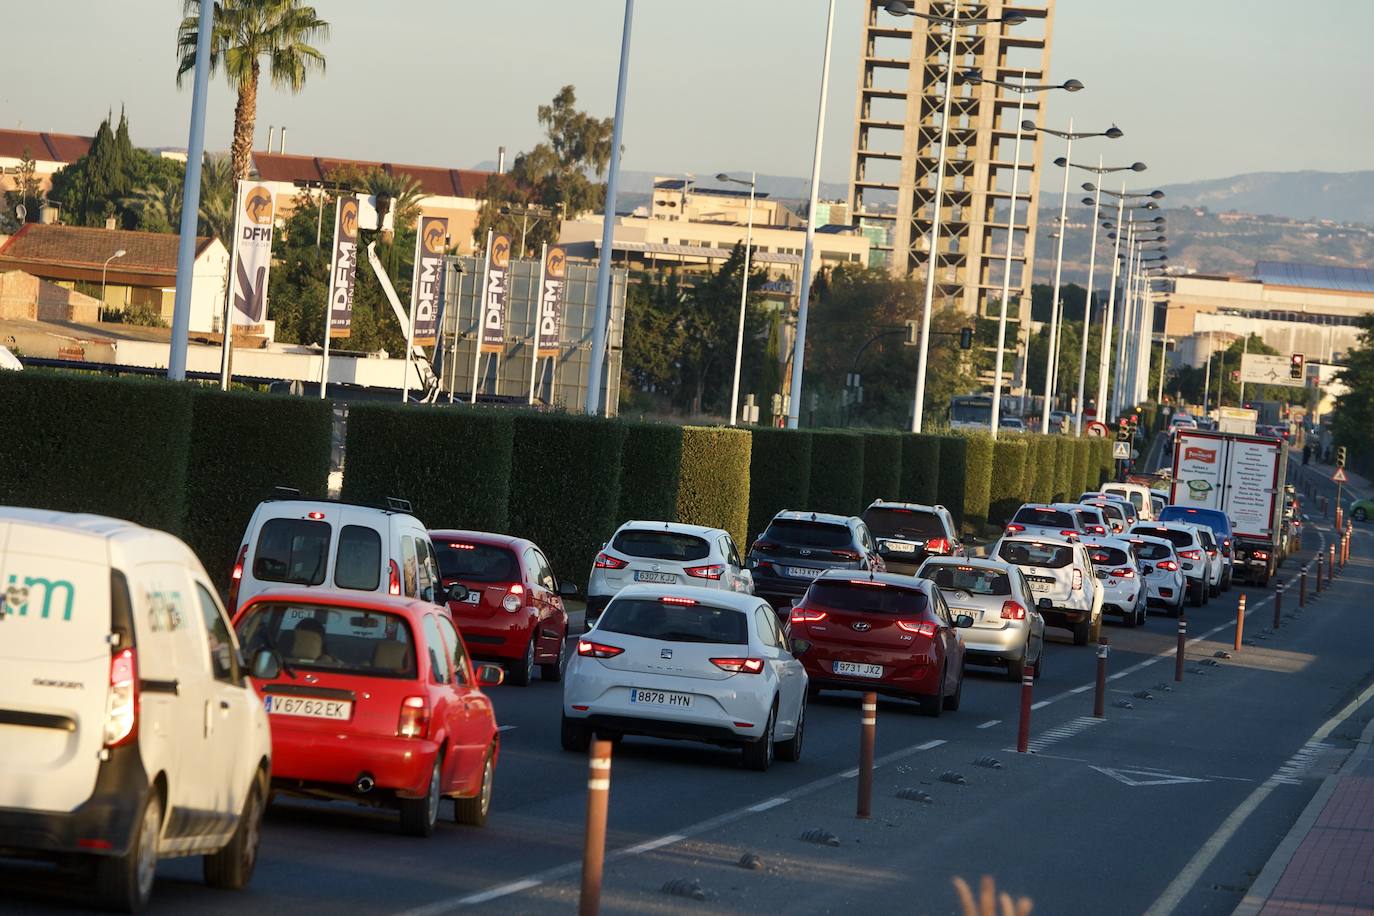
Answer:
[
  {"xmin": 430, "ymin": 530, "xmax": 575, "ymax": 686},
  {"xmin": 788, "ymin": 571, "xmax": 972, "ymax": 716},
  {"xmin": 234, "ymin": 588, "xmax": 503, "ymax": 837}
]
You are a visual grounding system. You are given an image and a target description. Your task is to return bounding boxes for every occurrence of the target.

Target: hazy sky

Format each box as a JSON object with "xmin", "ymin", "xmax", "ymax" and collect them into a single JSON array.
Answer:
[{"xmin": 4, "ymin": 1, "xmax": 1371, "ymax": 188}]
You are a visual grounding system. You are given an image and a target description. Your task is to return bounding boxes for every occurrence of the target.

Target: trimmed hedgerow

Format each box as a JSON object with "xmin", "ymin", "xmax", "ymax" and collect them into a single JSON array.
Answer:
[
  {"xmin": 618, "ymin": 421, "xmax": 683, "ymax": 524},
  {"xmin": 677, "ymin": 426, "xmax": 751, "ymax": 548},
  {"xmin": 859, "ymin": 431, "xmax": 904, "ymax": 508},
  {"xmin": 937, "ymin": 435, "xmax": 970, "ymax": 530},
  {"xmin": 961, "ymin": 433, "xmax": 995, "ymax": 534},
  {"xmin": 747, "ymin": 428, "xmax": 812, "ymax": 543},
  {"xmin": 900, "ymin": 434, "xmax": 942, "ymax": 506},
  {"xmin": 808, "ymin": 430, "xmax": 866, "ymax": 516},
  {"xmin": 1029, "ymin": 436, "xmax": 1057, "ymax": 504},
  {"xmin": 989, "ymin": 437, "xmax": 1030, "ymax": 529}
]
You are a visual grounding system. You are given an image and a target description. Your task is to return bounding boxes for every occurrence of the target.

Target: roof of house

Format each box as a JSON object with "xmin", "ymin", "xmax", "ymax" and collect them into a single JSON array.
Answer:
[
  {"xmin": 0, "ymin": 224, "xmax": 218, "ymax": 286},
  {"xmin": 1255, "ymin": 260, "xmax": 1374, "ymax": 295},
  {"xmin": 0, "ymin": 129, "xmax": 93, "ymax": 163},
  {"xmin": 253, "ymin": 151, "xmax": 492, "ymax": 199}
]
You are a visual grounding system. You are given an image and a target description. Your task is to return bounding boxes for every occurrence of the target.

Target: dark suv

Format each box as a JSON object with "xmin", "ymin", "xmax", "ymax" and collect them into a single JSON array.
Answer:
[
  {"xmin": 748, "ymin": 511, "xmax": 883, "ymax": 608},
  {"xmin": 860, "ymin": 500, "xmax": 965, "ymax": 575}
]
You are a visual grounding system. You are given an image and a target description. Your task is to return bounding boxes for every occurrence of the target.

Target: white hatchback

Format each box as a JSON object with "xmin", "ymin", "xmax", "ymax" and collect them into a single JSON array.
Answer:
[
  {"xmin": 1128, "ymin": 534, "xmax": 1187, "ymax": 616},
  {"xmin": 561, "ymin": 585, "xmax": 805, "ymax": 771},
  {"xmin": 993, "ymin": 536, "xmax": 1103, "ymax": 646},
  {"xmin": 1005, "ymin": 504, "xmax": 1085, "ymax": 541},
  {"xmin": 1082, "ymin": 537, "xmax": 1147, "ymax": 627},
  {"xmin": 1128, "ymin": 522, "xmax": 1210, "ymax": 608}
]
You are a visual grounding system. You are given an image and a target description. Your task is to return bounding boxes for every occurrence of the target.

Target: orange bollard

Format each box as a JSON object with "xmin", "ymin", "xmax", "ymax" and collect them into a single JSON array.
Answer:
[
  {"xmin": 1016, "ymin": 666, "xmax": 1035, "ymax": 753},
  {"xmin": 1329, "ymin": 545, "xmax": 1336, "ymax": 586},
  {"xmin": 1234, "ymin": 594, "xmax": 1246, "ymax": 651},
  {"xmin": 579, "ymin": 739, "xmax": 613, "ymax": 916},
  {"xmin": 857, "ymin": 692, "xmax": 876, "ymax": 819}
]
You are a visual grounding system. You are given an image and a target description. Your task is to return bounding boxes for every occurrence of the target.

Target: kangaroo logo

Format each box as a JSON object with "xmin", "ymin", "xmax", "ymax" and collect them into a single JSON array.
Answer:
[
  {"xmin": 491, "ymin": 234, "xmax": 511, "ymax": 269},
  {"xmin": 339, "ymin": 198, "xmax": 359, "ymax": 240},
  {"xmin": 422, "ymin": 221, "xmax": 447, "ymax": 256},
  {"xmin": 547, "ymin": 246, "xmax": 566, "ymax": 278},
  {"xmin": 244, "ymin": 187, "xmax": 273, "ymax": 226}
]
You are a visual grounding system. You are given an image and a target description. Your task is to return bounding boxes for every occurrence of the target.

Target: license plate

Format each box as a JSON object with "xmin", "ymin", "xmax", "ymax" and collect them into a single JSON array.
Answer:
[
  {"xmin": 634, "ymin": 571, "xmax": 677, "ymax": 584},
  {"xmin": 628, "ymin": 688, "xmax": 692, "ymax": 707},
  {"xmin": 264, "ymin": 695, "xmax": 352, "ymax": 720},
  {"xmin": 463, "ymin": 590, "xmax": 481, "ymax": 604},
  {"xmin": 884, "ymin": 541, "xmax": 916, "ymax": 554},
  {"xmin": 786, "ymin": 566, "xmax": 822, "ymax": 579},
  {"xmin": 1030, "ymin": 580, "xmax": 1053, "ymax": 593},
  {"xmin": 833, "ymin": 660, "xmax": 883, "ymax": 678}
]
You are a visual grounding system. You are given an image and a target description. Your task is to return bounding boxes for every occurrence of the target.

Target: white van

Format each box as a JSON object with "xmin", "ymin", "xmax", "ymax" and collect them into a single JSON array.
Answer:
[
  {"xmin": 1101, "ymin": 482, "xmax": 1156, "ymax": 521},
  {"xmin": 0, "ymin": 508, "xmax": 271, "ymax": 912},
  {"xmin": 229, "ymin": 492, "xmax": 446, "ymax": 616}
]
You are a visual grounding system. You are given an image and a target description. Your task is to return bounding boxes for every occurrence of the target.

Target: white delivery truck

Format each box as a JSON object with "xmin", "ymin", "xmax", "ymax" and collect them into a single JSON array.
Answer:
[
  {"xmin": 1168, "ymin": 429, "xmax": 1288, "ymax": 586},
  {"xmin": 1216, "ymin": 406, "xmax": 1258, "ymax": 436}
]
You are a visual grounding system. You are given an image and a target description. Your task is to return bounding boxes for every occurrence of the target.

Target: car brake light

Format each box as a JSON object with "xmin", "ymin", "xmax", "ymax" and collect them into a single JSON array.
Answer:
[
  {"xmin": 1001, "ymin": 600, "xmax": 1026, "ymax": 620},
  {"xmin": 1090, "ymin": 525, "xmax": 1106, "ymax": 535},
  {"xmin": 831, "ymin": 549, "xmax": 861, "ymax": 561},
  {"xmin": 502, "ymin": 583, "xmax": 523, "ymax": 613},
  {"xmin": 1254, "ymin": 550, "xmax": 1270, "ymax": 561},
  {"xmin": 103, "ymin": 647, "xmax": 139, "ymax": 749},
  {"xmin": 1179, "ymin": 549, "xmax": 1202, "ymax": 561},
  {"xmin": 307, "ymin": 511, "xmax": 325, "ymax": 520},
  {"xmin": 925, "ymin": 537, "xmax": 950, "ymax": 553},
  {"xmin": 388, "ymin": 560, "xmax": 401, "ymax": 595},
  {"xmin": 1110, "ymin": 568, "xmax": 1135, "ymax": 579},
  {"xmin": 790, "ymin": 606, "xmax": 828, "ymax": 625},
  {"xmin": 1157, "ymin": 560, "xmax": 1179, "ymax": 571},
  {"xmin": 227, "ymin": 544, "xmax": 248, "ymax": 614},
  {"xmin": 660, "ymin": 596, "xmax": 697, "ymax": 606},
  {"xmin": 896, "ymin": 619, "xmax": 938, "ymax": 638},
  {"xmin": 1006, "ymin": 524, "xmax": 1025, "ymax": 534},
  {"xmin": 711, "ymin": 657, "xmax": 765, "ymax": 674},
  {"xmin": 1072, "ymin": 569, "xmax": 1083, "ymax": 590},
  {"xmin": 594, "ymin": 552, "xmax": 628, "ymax": 569},
  {"xmin": 685, "ymin": 563, "xmax": 725, "ymax": 580},
  {"xmin": 1060, "ymin": 529, "xmax": 1079, "ymax": 538},
  {"xmin": 577, "ymin": 640, "xmax": 624, "ymax": 659},
  {"xmin": 397, "ymin": 696, "xmax": 429, "ymax": 738}
]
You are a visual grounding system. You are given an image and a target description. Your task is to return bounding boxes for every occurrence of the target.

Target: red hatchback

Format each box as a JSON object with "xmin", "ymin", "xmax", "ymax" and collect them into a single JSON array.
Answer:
[
  {"xmin": 788, "ymin": 571, "xmax": 972, "ymax": 716},
  {"xmin": 430, "ymin": 530, "xmax": 574, "ymax": 686},
  {"xmin": 233, "ymin": 588, "xmax": 504, "ymax": 837}
]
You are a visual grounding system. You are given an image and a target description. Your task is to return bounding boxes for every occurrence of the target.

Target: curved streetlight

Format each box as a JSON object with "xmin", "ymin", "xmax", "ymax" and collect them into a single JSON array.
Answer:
[
  {"xmin": 716, "ymin": 171, "xmax": 758, "ymax": 427},
  {"xmin": 101, "ymin": 249, "xmax": 127, "ymax": 320},
  {"xmin": 885, "ymin": 0, "xmax": 1026, "ymax": 27},
  {"xmin": 1059, "ymin": 157, "xmax": 1145, "ymax": 172}
]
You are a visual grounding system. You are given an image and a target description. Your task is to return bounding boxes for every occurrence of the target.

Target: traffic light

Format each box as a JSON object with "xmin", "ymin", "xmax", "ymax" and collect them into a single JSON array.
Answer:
[
  {"xmin": 1337, "ymin": 447, "xmax": 1347, "ymax": 469},
  {"xmin": 1116, "ymin": 417, "xmax": 1130, "ymax": 442},
  {"xmin": 959, "ymin": 326, "xmax": 974, "ymax": 350},
  {"xmin": 1290, "ymin": 353, "xmax": 1305, "ymax": 380}
]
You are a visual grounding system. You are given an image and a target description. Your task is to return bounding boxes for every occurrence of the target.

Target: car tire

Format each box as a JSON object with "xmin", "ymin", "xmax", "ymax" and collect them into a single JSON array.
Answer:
[
  {"xmin": 540, "ymin": 634, "xmax": 565, "ymax": 682},
  {"xmin": 742, "ymin": 705, "xmax": 776, "ymax": 772},
  {"xmin": 1137, "ymin": 603, "xmax": 1148, "ymax": 626},
  {"xmin": 1190, "ymin": 582, "xmax": 1204, "ymax": 608},
  {"xmin": 1072, "ymin": 618, "xmax": 1091, "ymax": 646},
  {"xmin": 203, "ymin": 775, "xmax": 264, "ymax": 890},
  {"xmin": 1006, "ymin": 650, "xmax": 1026, "ymax": 682},
  {"xmin": 96, "ymin": 789, "xmax": 161, "ymax": 913},
  {"xmin": 918, "ymin": 667, "xmax": 946, "ymax": 717},
  {"xmin": 509, "ymin": 638, "xmax": 536, "ymax": 688},
  {"xmin": 776, "ymin": 698, "xmax": 805, "ymax": 763},
  {"xmin": 806, "ymin": 682, "xmax": 822, "ymax": 702},
  {"xmin": 560, "ymin": 714, "xmax": 591, "ymax": 753},
  {"xmin": 399, "ymin": 759, "xmax": 442, "ymax": 838},
  {"xmin": 1122, "ymin": 606, "xmax": 1137, "ymax": 628},
  {"xmin": 1355, "ymin": 507, "xmax": 1367, "ymax": 522},
  {"xmin": 454, "ymin": 749, "xmax": 494, "ymax": 828},
  {"xmin": 943, "ymin": 666, "xmax": 963, "ymax": 711},
  {"xmin": 1033, "ymin": 647, "xmax": 1045, "ymax": 679},
  {"xmin": 1209, "ymin": 581, "xmax": 1220, "ymax": 598},
  {"xmin": 1221, "ymin": 571, "xmax": 1232, "ymax": 593}
]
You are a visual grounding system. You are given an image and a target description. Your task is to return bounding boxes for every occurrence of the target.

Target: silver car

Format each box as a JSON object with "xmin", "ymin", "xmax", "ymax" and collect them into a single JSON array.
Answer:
[{"xmin": 917, "ymin": 557, "xmax": 1045, "ymax": 681}]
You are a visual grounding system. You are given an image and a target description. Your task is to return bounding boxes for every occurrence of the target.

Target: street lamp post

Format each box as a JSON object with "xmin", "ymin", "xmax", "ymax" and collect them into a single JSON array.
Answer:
[
  {"xmin": 717, "ymin": 171, "xmax": 757, "ymax": 426},
  {"xmin": 1092, "ymin": 186, "xmax": 1164, "ymax": 418},
  {"xmin": 101, "ymin": 249, "xmax": 127, "ymax": 319}
]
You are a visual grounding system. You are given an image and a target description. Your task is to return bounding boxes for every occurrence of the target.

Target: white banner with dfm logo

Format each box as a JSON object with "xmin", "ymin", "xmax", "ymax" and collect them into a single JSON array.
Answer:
[{"xmin": 230, "ymin": 182, "xmax": 276, "ymax": 330}]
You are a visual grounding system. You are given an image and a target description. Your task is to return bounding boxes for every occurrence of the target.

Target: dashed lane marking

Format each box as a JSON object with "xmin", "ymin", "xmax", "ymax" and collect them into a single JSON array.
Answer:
[
  {"xmin": 977, "ymin": 720, "xmax": 1001, "ymax": 729},
  {"xmin": 1006, "ymin": 715, "xmax": 1105, "ymax": 755}
]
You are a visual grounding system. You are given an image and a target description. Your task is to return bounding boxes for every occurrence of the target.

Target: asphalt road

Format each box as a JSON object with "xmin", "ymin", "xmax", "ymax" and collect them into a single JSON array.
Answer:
[{"xmin": 5, "ymin": 513, "xmax": 1370, "ymax": 915}]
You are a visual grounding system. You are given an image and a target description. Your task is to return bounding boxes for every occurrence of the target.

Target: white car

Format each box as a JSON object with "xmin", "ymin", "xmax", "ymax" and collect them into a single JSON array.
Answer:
[
  {"xmin": 1129, "ymin": 522, "xmax": 1210, "ymax": 608},
  {"xmin": 994, "ymin": 535, "xmax": 1103, "ymax": 645},
  {"xmin": 561, "ymin": 585, "xmax": 805, "ymax": 771},
  {"xmin": 0, "ymin": 508, "xmax": 272, "ymax": 912},
  {"xmin": 1082, "ymin": 537, "xmax": 1147, "ymax": 627},
  {"xmin": 1005, "ymin": 503, "xmax": 1084, "ymax": 540},
  {"xmin": 1079, "ymin": 496, "xmax": 1129, "ymax": 535},
  {"xmin": 918, "ymin": 556, "xmax": 1046, "ymax": 681},
  {"xmin": 1192, "ymin": 526, "xmax": 1225, "ymax": 597},
  {"xmin": 586, "ymin": 521, "xmax": 753, "ymax": 626},
  {"xmin": 1128, "ymin": 534, "xmax": 1186, "ymax": 616},
  {"xmin": 1060, "ymin": 503, "xmax": 1109, "ymax": 537}
]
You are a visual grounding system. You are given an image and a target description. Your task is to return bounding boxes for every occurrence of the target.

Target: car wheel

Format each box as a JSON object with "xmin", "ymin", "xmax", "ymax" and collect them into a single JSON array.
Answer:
[
  {"xmin": 776, "ymin": 698, "xmax": 805, "ymax": 763},
  {"xmin": 203, "ymin": 775, "xmax": 263, "ymax": 890},
  {"xmin": 918, "ymin": 667, "xmax": 946, "ymax": 717},
  {"xmin": 560, "ymin": 714, "xmax": 591, "ymax": 753},
  {"xmin": 1190, "ymin": 582, "xmax": 1204, "ymax": 608},
  {"xmin": 1209, "ymin": 580, "xmax": 1220, "ymax": 598},
  {"xmin": 806, "ymin": 682, "xmax": 822, "ymax": 702},
  {"xmin": 1123, "ymin": 605, "xmax": 1137, "ymax": 628},
  {"xmin": 1137, "ymin": 603, "xmax": 1148, "ymax": 626},
  {"xmin": 454, "ymin": 749, "xmax": 494, "ymax": 828},
  {"xmin": 1006, "ymin": 649, "xmax": 1026, "ymax": 682},
  {"xmin": 742, "ymin": 705, "xmax": 776, "ymax": 772},
  {"xmin": 1221, "ymin": 571, "xmax": 1232, "ymax": 593},
  {"xmin": 1355, "ymin": 507, "xmax": 1367, "ymax": 522},
  {"xmin": 1033, "ymin": 647, "xmax": 1045, "ymax": 679},
  {"xmin": 1072, "ymin": 618, "xmax": 1091, "ymax": 646},
  {"xmin": 943, "ymin": 666, "xmax": 963, "ymax": 711},
  {"xmin": 540, "ymin": 633, "xmax": 566, "ymax": 682},
  {"xmin": 399, "ymin": 759, "xmax": 442, "ymax": 838},
  {"xmin": 509, "ymin": 638, "xmax": 536, "ymax": 688},
  {"xmin": 96, "ymin": 789, "xmax": 161, "ymax": 912}
]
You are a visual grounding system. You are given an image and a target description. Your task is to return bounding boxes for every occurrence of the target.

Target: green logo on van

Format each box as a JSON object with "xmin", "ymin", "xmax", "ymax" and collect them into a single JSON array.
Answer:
[{"xmin": 3, "ymin": 574, "xmax": 76, "ymax": 622}]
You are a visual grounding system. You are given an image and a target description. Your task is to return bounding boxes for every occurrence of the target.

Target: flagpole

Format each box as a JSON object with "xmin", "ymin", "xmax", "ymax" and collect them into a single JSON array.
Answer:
[
  {"xmin": 529, "ymin": 243, "xmax": 547, "ymax": 405},
  {"xmin": 471, "ymin": 230, "xmax": 492, "ymax": 404},
  {"xmin": 320, "ymin": 192, "xmax": 334, "ymax": 399},
  {"xmin": 219, "ymin": 180, "xmax": 243, "ymax": 391}
]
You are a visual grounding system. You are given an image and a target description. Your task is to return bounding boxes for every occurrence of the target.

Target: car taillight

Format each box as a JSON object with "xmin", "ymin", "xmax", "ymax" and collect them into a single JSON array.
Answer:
[
  {"xmin": 790, "ymin": 606, "xmax": 828, "ymax": 625},
  {"xmin": 1072, "ymin": 569, "xmax": 1083, "ymax": 590},
  {"xmin": 577, "ymin": 640, "xmax": 624, "ymax": 659},
  {"xmin": 388, "ymin": 560, "xmax": 401, "ymax": 595},
  {"xmin": 831, "ymin": 549, "xmax": 862, "ymax": 561},
  {"xmin": 1060, "ymin": 529, "xmax": 1079, "ymax": 538},
  {"xmin": 1089, "ymin": 525, "xmax": 1106, "ymax": 535},
  {"xmin": 896, "ymin": 620, "xmax": 938, "ymax": 638},
  {"xmin": 1222, "ymin": 538, "xmax": 1232, "ymax": 549},
  {"xmin": 1179, "ymin": 549, "xmax": 1202, "ymax": 561},
  {"xmin": 685, "ymin": 563, "xmax": 725, "ymax": 580},
  {"xmin": 1110, "ymin": 568, "xmax": 1135, "ymax": 579},
  {"xmin": 925, "ymin": 537, "xmax": 950, "ymax": 553},
  {"xmin": 1206, "ymin": 548, "xmax": 1217, "ymax": 556},
  {"xmin": 503, "ymin": 582, "xmax": 524, "ymax": 612},
  {"xmin": 710, "ymin": 657, "xmax": 765, "ymax": 674},
  {"xmin": 1254, "ymin": 550, "xmax": 1270, "ymax": 561},
  {"xmin": 1006, "ymin": 524, "xmax": 1025, "ymax": 534},
  {"xmin": 1157, "ymin": 560, "xmax": 1179, "ymax": 571},
  {"xmin": 397, "ymin": 696, "xmax": 428, "ymax": 738},
  {"xmin": 103, "ymin": 647, "xmax": 139, "ymax": 749},
  {"xmin": 594, "ymin": 552, "xmax": 628, "ymax": 570},
  {"xmin": 227, "ymin": 544, "xmax": 248, "ymax": 614},
  {"xmin": 1000, "ymin": 600, "xmax": 1026, "ymax": 620}
]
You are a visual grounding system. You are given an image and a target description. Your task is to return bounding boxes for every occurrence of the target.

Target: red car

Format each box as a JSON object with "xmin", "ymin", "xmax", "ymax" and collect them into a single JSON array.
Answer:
[
  {"xmin": 430, "ymin": 530, "xmax": 575, "ymax": 686},
  {"xmin": 788, "ymin": 570, "xmax": 971, "ymax": 716},
  {"xmin": 233, "ymin": 587, "xmax": 503, "ymax": 837}
]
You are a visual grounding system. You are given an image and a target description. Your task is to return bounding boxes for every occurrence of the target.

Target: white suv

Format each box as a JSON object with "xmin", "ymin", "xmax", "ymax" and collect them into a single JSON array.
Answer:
[
  {"xmin": 1082, "ymin": 537, "xmax": 1147, "ymax": 628},
  {"xmin": 1005, "ymin": 504, "xmax": 1085, "ymax": 541},
  {"xmin": 994, "ymin": 535, "xmax": 1103, "ymax": 646},
  {"xmin": 586, "ymin": 521, "xmax": 753, "ymax": 626},
  {"xmin": 1129, "ymin": 522, "xmax": 1210, "ymax": 608},
  {"xmin": 0, "ymin": 508, "xmax": 272, "ymax": 912},
  {"xmin": 1129, "ymin": 534, "xmax": 1186, "ymax": 617}
]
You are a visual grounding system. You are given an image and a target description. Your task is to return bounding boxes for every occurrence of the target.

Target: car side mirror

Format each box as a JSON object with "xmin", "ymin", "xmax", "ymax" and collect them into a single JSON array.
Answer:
[
  {"xmin": 558, "ymin": 581, "xmax": 578, "ymax": 597},
  {"xmin": 955, "ymin": 614, "xmax": 974, "ymax": 629},
  {"xmin": 475, "ymin": 663, "xmax": 505, "ymax": 687},
  {"xmin": 745, "ymin": 557, "xmax": 759, "ymax": 570},
  {"xmin": 789, "ymin": 597, "xmax": 802, "ymax": 608},
  {"xmin": 1037, "ymin": 597, "xmax": 1053, "ymax": 609},
  {"xmin": 251, "ymin": 648, "xmax": 280, "ymax": 680},
  {"xmin": 448, "ymin": 584, "xmax": 472, "ymax": 604}
]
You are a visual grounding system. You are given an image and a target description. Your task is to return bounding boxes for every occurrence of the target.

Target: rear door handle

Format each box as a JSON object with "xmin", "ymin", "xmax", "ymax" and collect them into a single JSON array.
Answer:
[{"xmin": 220, "ymin": 700, "xmax": 231, "ymax": 710}]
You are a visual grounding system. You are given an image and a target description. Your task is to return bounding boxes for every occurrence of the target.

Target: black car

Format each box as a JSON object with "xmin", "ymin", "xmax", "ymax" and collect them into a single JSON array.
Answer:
[
  {"xmin": 748, "ymin": 511, "xmax": 883, "ymax": 608},
  {"xmin": 860, "ymin": 500, "xmax": 966, "ymax": 575}
]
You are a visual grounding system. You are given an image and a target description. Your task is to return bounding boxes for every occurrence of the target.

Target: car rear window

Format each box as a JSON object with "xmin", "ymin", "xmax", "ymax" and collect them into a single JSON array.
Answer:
[
  {"xmin": 1132, "ymin": 541, "xmax": 1172, "ymax": 561},
  {"xmin": 335, "ymin": 525, "xmax": 381, "ymax": 591},
  {"xmin": 805, "ymin": 580, "xmax": 930, "ymax": 615},
  {"xmin": 1086, "ymin": 546, "xmax": 1130, "ymax": 566},
  {"xmin": 998, "ymin": 541, "xmax": 1073, "ymax": 569},
  {"xmin": 253, "ymin": 518, "xmax": 330, "ymax": 585},
  {"xmin": 597, "ymin": 598, "xmax": 746, "ymax": 644},
  {"xmin": 1158, "ymin": 507, "xmax": 1230, "ymax": 532},
  {"xmin": 1105, "ymin": 488, "xmax": 1145, "ymax": 511},
  {"xmin": 611, "ymin": 529, "xmax": 711, "ymax": 562},
  {"xmin": 1012, "ymin": 507, "xmax": 1075, "ymax": 528},
  {"xmin": 236, "ymin": 603, "xmax": 417, "ymax": 678},
  {"xmin": 1074, "ymin": 509, "xmax": 1104, "ymax": 526},
  {"xmin": 861, "ymin": 507, "xmax": 943, "ymax": 540},
  {"xmin": 434, "ymin": 540, "xmax": 519, "ymax": 583},
  {"xmin": 922, "ymin": 564, "xmax": 1011, "ymax": 597},
  {"xmin": 1088, "ymin": 502, "xmax": 1124, "ymax": 521},
  {"xmin": 1133, "ymin": 527, "xmax": 1194, "ymax": 548},
  {"xmin": 762, "ymin": 520, "xmax": 853, "ymax": 549}
]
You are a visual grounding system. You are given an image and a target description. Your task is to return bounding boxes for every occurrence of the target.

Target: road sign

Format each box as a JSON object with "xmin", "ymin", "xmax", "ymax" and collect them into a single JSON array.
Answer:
[
  {"xmin": 1085, "ymin": 421, "xmax": 1109, "ymax": 438},
  {"xmin": 1091, "ymin": 766, "xmax": 1211, "ymax": 787},
  {"xmin": 1113, "ymin": 441, "xmax": 1131, "ymax": 460},
  {"xmin": 1240, "ymin": 353, "xmax": 1304, "ymax": 388},
  {"xmin": 1333, "ymin": 467, "xmax": 1348, "ymax": 483}
]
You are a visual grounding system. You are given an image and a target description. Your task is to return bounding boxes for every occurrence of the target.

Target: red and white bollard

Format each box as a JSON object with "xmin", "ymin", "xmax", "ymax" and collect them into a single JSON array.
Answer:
[
  {"xmin": 1175, "ymin": 617, "xmax": 1187, "ymax": 683},
  {"xmin": 1329, "ymin": 544, "xmax": 1337, "ymax": 587},
  {"xmin": 857, "ymin": 692, "xmax": 876, "ymax": 819},
  {"xmin": 579, "ymin": 739, "xmax": 613, "ymax": 916},
  {"xmin": 1234, "ymin": 594, "xmax": 1246, "ymax": 651},
  {"xmin": 1016, "ymin": 666, "xmax": 1035, "ymax": 753},
  {"xmin": 1093, "ymin": 637, "xmax": 1109, "ymax": 719}
]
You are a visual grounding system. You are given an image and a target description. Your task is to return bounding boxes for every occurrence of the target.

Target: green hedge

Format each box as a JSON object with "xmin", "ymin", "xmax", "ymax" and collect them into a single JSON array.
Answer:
[
  {"xmin": 989, "ymin": 437, "xmax": 1029, "ymax": 528},
  {"xmin": 747, "ymin": 428, "xmax": 812, "ymax": 543},
  {"xmin": 0, "ymin": 371, "xmax": 192, "ymax": 532},
  {"xmin": 1030, "ymin": 437, "xmax": 1057, "ymax": 504},
  {"xmin": 962, "ymin": 433, "xmax": 995, "ymax": 534},
  {"xmin": 859, "ymin": 431, "xmax": 903, "ymax": 507},
  {"xmin": 1020, "ymin": 436, "xmax": 1042, "ymax": 503},
  {"xmin": 677, "ymin": 426, "xmax": 751, "ymax": 547},
  {"xmin": 900, "ymin": 434, "xmax": 942, "ymax": 505},
  {"xmin": 508, "ymin": 414, "xmax": 625, "ymax": 590},
  {"xmin": 618, "ymin": 422, "xmax": 683, "ymax": 524},
  {"xmin": 937, "ymin": 435, "xmax": 970, "ymax": 530},
  {"xmin": 343, "ymin": 403, "xmax": 514, "ymax": 535},
  {"xmin": 1092, "ymin": 438, "xmax": 1114, "ymax": 489},
  {"xmin": 1052, "ymin": 436, "xmax": 1076, "ymax": 502},
  {"xmin": 808, "ymin": 430, "xmax": 865, "ymax": 516},
  {"xmin": 185, "ymin": 389, "xmax": 332, "ymax": 582},
  {"xmin": 1069, "ymin": 438, "xmax": 1091, "ymax": 499}
]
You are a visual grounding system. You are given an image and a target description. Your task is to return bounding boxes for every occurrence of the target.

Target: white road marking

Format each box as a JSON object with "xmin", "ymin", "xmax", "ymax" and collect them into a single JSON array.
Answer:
[
  {"xmin": 497, "ymin": 725, "xmax": 518, "ymax": 732},
  {"xmin": 1031, "ymin": 700, "xmax": 1051, "ymax": 709},
  {"xmin": 453, "ymin": 879, "xmax": 542, "ymax": 906},
  {"xmin": 1006, "ymin": 716, "xmax": 1105, "ymax": 754},
  {"xmin": 1092, "ymin": 766, "xmax": 1211, "ymax": 787},
  {"xmin": 916, "ymin": 739, "xmax": 947, "ymax": 750},
  {"xmin": 623, "ymin": 833, "xmax": 685, "ymax": 855},
  {"xmin": 977, "ymin": 720, "xmax": 1001, "ymax": 729},
  {"xmin": 1069, "ymin": 684, "xmax": 1093, "ymax": 694},
  {"xmin": 747, "ymin": 797, "xmax": 789, "ymax": 813}
]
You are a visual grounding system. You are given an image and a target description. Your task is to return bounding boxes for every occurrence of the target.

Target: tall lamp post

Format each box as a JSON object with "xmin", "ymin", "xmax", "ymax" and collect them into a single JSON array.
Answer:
[
  {"xmin": 882, "ymin": 1, "xmax": 1026, "ymax": 433},
  {"xmin": 717, "ymin": 171, "xmax": 757, "ymax": 426},
  {"xmin": 1091, "ymin": 186, "xmax": 1164, "ymax": 418},
  {"xmin": 101, "ymin": 249, "xmax": 127, "ymax": 319},
  {"xmin": 964, "ymin": 70, "xmax": 1082, "ymax": 438}
]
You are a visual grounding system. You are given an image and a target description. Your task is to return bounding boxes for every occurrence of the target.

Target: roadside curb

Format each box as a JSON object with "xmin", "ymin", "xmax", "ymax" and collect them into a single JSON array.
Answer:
[{"xmin": 1231, "ymin": 682, "xmax": 1374, "ymax": 915}]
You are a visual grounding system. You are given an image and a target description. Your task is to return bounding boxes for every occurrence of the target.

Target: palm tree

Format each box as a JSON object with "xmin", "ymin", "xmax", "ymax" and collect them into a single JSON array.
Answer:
[
  {"xmin": 197, "ymin": 153, "xmax": 236, "ymax": 242},
  {"xmin": 176, "ymin": 0, "xmax": 329, "ymax": 182}
]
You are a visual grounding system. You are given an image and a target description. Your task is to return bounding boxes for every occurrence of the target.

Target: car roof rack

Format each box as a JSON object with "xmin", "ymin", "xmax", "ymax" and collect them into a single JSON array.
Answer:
[
  {"xmin": 271, "ymin": 485, "xmax": 303, "ymax": 498},
  {"xmin": 262, "ymin": 487, "xmax": 413, "ymax": 516},
  {"xmin": 385, "ymin": 496, "xmax": 414, "ymax": 513}
]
